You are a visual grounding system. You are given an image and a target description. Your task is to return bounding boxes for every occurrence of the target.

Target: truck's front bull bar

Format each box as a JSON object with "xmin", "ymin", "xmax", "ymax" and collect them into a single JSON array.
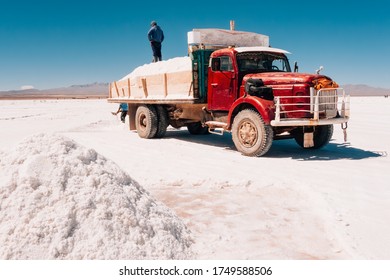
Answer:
[{"xmin": 270, "ymin": 88, "xmax": 350, "ymax": 127}]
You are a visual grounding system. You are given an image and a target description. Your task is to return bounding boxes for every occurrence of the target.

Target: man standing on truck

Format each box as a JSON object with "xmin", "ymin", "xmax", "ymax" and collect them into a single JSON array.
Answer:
[{"xmin": 147, "ymin": 21, "xmax": 164, "ymax": 62}]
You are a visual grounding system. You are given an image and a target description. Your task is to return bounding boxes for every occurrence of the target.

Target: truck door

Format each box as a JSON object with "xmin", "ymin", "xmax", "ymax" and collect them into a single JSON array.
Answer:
[{"xmin": 208, "ymin": 56, "xmax": 237, "ymax": 111}]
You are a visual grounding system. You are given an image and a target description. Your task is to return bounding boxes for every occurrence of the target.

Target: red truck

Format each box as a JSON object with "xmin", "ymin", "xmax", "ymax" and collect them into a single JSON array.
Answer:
[{"xmin": 108, "ymin": 28, "xmax": 350, "ymax": 157}]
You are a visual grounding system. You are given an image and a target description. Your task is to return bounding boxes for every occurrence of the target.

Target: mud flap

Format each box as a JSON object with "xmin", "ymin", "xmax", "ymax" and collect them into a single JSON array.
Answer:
[
  {"xmin": 342, "ymin": 123, "xmax": 348, "ymax": 142},
  {"xmin": 304, "ymin": 132, "xmax": 314, "ymax": 148}
]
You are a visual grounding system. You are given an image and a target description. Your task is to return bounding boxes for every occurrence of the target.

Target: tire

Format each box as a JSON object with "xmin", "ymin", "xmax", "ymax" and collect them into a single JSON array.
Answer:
[
  {"xmin": 155, "ymin": 105, "xmax": 169, "ymax": 138},
  {"xmin": 231, "ymin": 109, "xmax": 273, "ymax": 157},
  {"xmin": 293, "ymin": 125, "xmax": 333, "ymax": 149},
  {"xmin": 135, "ymin": 105, "xmax": 158, "ymax": 139},
  {"xmin": 187, "ymin": 122, "xmax": 209, "ymax": 135}
]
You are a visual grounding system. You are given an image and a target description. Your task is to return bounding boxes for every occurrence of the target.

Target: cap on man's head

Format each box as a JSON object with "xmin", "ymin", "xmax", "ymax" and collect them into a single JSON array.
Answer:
[{"xmin": 151, "ymin": 21, "xmax": 157, "ymax": 26}]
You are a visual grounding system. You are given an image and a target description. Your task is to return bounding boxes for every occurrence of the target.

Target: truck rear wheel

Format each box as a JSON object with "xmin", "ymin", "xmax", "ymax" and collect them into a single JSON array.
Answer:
[
  {"xmin": 232, "ymin": 109, "xmax": 273, "ymax": 157},
  {"xmin": 135, "ymin": 105, "xmax": 158, "ymax": 139},
  {"xmin": 293, "ymin": 125, "xmax": 333, "ymax": 149},
  {"xmin": 155, "ymin": 105, "xmax": 169, "ymax": 138}
]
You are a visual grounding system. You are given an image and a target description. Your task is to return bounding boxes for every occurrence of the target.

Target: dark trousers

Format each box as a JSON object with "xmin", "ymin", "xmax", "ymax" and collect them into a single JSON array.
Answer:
[
  {"xmin": 120, "ymin": 111, "xmax": 127, "ymax": 123},
  {"xmin": 151, "ymin": 41, "xmax": 162, "ymax": 62}
]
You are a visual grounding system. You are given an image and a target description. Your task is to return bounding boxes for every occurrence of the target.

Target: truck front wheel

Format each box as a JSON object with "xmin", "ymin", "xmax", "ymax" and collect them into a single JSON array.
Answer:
[
  {"xmin": 293, "ymin": 125, "xmax": 333, "ymax": 149},
  {"xmin": 232, "ymin": 109, "xmax": 273, "ymax": 157},
  {"xmin": 135, "ymin": 105, "xmax": 158, "ymax": 139}
]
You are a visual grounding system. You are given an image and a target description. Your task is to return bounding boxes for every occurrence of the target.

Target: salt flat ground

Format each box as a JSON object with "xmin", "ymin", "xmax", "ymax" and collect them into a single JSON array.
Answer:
[{"xmin": 0, "ymin": 97, "xmax": 389, "ymax": 259}]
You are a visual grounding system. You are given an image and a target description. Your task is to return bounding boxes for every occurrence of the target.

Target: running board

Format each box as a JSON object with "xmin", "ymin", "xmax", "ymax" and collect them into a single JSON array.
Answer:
[
  {"xmin": 209, "ymin": 128, "xmax": 224, "ymax": 135},
  {"xmin": 205, "ymin": 121, "xmax": 227, "ymax": 136}
]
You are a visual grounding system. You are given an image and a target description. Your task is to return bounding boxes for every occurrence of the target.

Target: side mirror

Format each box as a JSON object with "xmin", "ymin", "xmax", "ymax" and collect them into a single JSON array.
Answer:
[
  {"xmin": 294, "ymin": 61, "xmax": 299, "ymax": 72},
  {"xmin": 211, "ymin": 58, "xmax": 221, "ymax": 71}
]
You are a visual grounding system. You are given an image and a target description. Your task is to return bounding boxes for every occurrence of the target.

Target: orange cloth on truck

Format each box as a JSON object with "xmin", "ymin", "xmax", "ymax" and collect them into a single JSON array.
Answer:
[{"xmin": 313, "ymin": 77, "xmax": 339, "ymax": 90}]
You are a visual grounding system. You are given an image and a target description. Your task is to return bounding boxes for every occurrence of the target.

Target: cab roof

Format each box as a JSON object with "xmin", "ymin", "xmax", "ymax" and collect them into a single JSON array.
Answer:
[{"xmin": 234, "ymin": 46, "xmax": 290, "ymax": 54}]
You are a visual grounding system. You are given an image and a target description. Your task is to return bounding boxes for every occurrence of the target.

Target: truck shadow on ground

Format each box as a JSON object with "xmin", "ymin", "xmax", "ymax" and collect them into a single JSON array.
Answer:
[
  {"xmin": 267, "ymin": 140, "xmax": 386, "ymax": 161},
  {"xmin": 163, "ymin": 128, "xmax": 235, "ymax": 148},
  {"xmin": 163, "ymin": 129, "xmax": 385, "ymax": 161}
]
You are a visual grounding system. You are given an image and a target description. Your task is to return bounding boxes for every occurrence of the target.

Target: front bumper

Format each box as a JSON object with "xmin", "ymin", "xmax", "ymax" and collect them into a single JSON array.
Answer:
[
  {"xmin": 271, "ymin": 116, "xmax": 349, "ymax": 127},
  {"xmin": 270, "ymin": 87, "xmax": 350, "ymax": 127}
]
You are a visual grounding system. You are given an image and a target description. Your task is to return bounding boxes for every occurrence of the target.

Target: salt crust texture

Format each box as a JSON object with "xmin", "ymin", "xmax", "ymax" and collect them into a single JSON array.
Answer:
[{"xmin": 0, "ymin": 133, "xmax": 193, "ymax": 259}]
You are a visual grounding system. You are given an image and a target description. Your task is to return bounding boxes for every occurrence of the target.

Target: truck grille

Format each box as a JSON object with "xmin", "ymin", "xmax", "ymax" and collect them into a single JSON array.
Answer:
[{"xmin": 317, "ymin": 89, "xmax": 338, "ymax": 118}]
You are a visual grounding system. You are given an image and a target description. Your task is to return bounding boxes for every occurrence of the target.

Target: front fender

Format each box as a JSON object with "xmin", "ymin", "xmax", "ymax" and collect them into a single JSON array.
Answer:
[{"xmin": 227, "ymin": 96, "xmax": 275, "ymax": 129}]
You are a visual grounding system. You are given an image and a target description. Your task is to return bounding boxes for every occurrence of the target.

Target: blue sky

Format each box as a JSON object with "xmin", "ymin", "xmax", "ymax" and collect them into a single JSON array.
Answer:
[{"xmin": 0, "ymin": 0, "xmax": 389, "ymax": 91}]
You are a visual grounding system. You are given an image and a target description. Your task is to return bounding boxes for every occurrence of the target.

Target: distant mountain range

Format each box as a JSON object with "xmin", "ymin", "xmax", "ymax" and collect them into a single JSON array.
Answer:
[
  {"xmin": 0, "ymin": 82, "xmax": 109, "ymax": 99},
  {"xmin": 341, "ymin": 84, "xmax": 389, "ymax": 96},
  {"xmin": 0, "ymin": 82, "xmax": 389, "ymax": 99}
]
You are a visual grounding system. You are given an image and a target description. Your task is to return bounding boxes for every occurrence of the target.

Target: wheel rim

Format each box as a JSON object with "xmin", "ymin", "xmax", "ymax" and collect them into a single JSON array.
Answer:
[
  {"xmin": 238, "ymin": 120, "xmax": 258, "ymax": 148},
  {"xmin": 139, "ymin": 114, "xmax": 147, "ymax": 130}
]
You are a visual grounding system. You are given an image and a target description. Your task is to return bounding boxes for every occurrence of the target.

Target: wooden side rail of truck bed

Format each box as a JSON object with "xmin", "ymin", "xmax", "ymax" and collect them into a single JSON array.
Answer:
[{"xmin": 108, "ymin": 70, "xmax": 195, "ymax": 102}]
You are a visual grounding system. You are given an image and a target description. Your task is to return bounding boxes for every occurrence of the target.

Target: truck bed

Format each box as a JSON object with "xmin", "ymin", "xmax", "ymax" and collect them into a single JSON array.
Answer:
[{"xmin": 108, "ymin": 57, "xmax": 197, "ymax": 104}]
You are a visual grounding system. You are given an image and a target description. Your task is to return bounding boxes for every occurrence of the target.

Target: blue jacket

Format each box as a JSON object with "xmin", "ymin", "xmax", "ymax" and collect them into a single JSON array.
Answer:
[
  {"xmin": 119, "ymin": 103, "xmax": 128, "ymax": 111},
  {"xmin": 148, "ymin": 25, "xmax": 164, "ymax": 43}
]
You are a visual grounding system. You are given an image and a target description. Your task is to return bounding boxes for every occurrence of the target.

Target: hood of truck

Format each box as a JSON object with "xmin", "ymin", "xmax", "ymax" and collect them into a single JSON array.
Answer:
[{"xmin": 243, "ymin": 72, "xmax": 333, "ymax": 86}]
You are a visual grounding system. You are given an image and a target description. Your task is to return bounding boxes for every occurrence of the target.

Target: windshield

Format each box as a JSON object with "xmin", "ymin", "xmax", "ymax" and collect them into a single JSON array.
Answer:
[{"xmin": 236, "ymin": 52, "xmax": 291, "ymax": 73}]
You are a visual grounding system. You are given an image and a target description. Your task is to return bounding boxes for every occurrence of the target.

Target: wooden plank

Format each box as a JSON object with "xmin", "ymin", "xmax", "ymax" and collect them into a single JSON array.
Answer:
[
  {"xmin": 107, "ymin": 98, "xmax": 197, "ymax": 104},
  {"xmin": 166, "ymin": 71, "xmax": 193, "ymax": 97},
  {"xmin": 128, "ymin": 104, "xmax": 137, "ymax": 130},
  {"xmin": 163, "ymin": 73, "xmax": 168, "ymax": 97},
  {"xmin": 111, "ymin": 70, "xmax": 193, "ymax": 100},
  {"xmin": 114, "ymin": 81, "xmax": 119, "ymax": 97},
  {"xmin": 141, "ymin": 78, "xmax": 148, "ymax": 98},
  {"xmin": 127, "ymin": 78, "xmax": 131, "ymax": 97},
  {"xmin": 116, "ymin": 79, "xmax": 129, "ymax": 88},
  {"xmin": 188, "ymin": 81, "xmax": 193, "ymax": 96},
  {"xmin": 167, "ymin": 71, "xmax": 192, "ymax": 83}
]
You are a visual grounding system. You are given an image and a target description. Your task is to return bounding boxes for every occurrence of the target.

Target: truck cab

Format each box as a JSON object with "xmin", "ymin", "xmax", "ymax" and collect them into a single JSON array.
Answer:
[
  {"xmin": 207, "ymin": 46, "xmax": 290, "ymax": 111},
  {"xmin": 198, "ymin": 45, "xmax": 349, "ymax": 156}
]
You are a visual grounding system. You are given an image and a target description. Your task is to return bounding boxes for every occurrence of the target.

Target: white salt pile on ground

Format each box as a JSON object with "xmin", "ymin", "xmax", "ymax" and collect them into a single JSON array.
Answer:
[
  {"xmin": 0, "ymin": 133, "xmax": 193, "ymax": 260},
  {"xmin": 120, "ymin": 56, "xmax": 191, "ymax": 80}
]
